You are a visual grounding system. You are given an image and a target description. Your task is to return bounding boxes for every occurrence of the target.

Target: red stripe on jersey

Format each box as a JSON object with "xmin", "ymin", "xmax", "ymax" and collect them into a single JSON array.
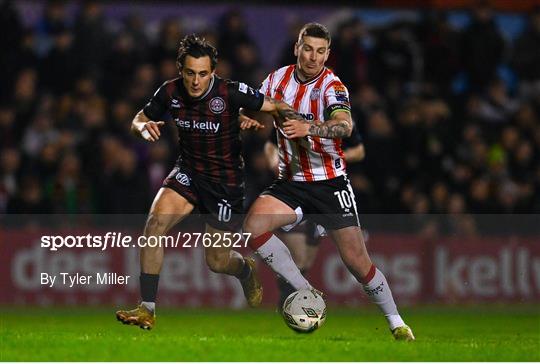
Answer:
[
  {"xmin": 277, "ymin": 133, "xmax": 291, "ymax": 179},
  {"xmin": 292, "ymin": 83, "xmax": 313, "ymax": 182},
  {"xmin": 274, "ymin": 65, "xmax": 295, "ymax": 101},
  {"xmin": 292, "ymin": 83, "xmax": 307, "ymax": 110},
  {"xmin": 219, "ymin": 81, "xmax": 234, "ymax": 183},
  {"xmin": 334, "ymin": 137, "xmax": 346, "ymax": 169},
  {"xmin": 323, "ymin": 78, "xmax": 347, "ymax": 175},
  {"xmin": 265, "ymin": 71, "xmax": 275, "ymax": 96},
  {"xmin": 310, "ymin": 70, "xmax": 336, "ymax": 179},
  {"xmin": 274, "ymin": 65, "xmax": 295, "ymax": 179}
]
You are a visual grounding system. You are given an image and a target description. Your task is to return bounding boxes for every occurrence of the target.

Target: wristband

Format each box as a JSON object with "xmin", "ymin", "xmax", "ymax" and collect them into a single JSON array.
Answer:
[{"xmin": 141, "ymin": 129, "xmax": 151, "ymax": 140}]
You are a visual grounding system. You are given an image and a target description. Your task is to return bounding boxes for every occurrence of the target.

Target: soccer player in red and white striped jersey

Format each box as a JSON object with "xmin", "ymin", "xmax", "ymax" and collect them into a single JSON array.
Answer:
[
  {"xmin": 259, "ymin": 59, "xmax": 350, "ymax": 182},
  {"xmin": 242, "ymin": 23, "xmax": 415, "ymax": 341}
]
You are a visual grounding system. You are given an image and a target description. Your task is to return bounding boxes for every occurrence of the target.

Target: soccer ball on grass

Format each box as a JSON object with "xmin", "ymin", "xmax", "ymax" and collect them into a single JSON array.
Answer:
[{"xmin": 281, "ymin": 289, "xmax": 326, "ymax": 333}]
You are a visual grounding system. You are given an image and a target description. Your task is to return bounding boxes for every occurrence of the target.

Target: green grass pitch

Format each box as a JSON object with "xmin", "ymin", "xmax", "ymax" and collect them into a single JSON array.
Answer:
[{"xmin": 1, "ymin": 305, "xmax": 538, "ymax": 361}]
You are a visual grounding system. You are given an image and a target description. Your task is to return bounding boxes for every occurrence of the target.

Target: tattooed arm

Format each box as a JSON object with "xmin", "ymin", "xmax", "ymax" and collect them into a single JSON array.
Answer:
[
  {"xmin": 282, "ymin": 110, "xmax": 352, "ymax": 139},
  {"xmin": 239, "ymin": 96, "xmax": 303, "ymax": 129},
  {"xmin": 259, "ymin": 96, "xmax": 303, "ymax": 119},
  {"xmin": 239, "ymin": 94, "xmax": 290, "ymax": 127},
  {"xmin": 308, "ymin": 111, "xmax": 352, "ymax": 138},
  {"xmin": 256, "ymin": 96, "xmax": 309, "ymax": 134},
  {"xmin": 253, "ymin": 96, "xmax": 353, "ymax": 139}
]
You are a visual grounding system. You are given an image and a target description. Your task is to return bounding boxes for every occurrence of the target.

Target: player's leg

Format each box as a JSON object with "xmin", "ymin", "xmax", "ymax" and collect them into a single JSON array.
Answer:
[
  {"xmin": 116, "ymin": 183, "xmax": 195, "ymax": 329},
  {"xmin": 243, "ymin": 194, "xmax": 312, "ymax": 291},
  {"xmin": 329, "ymin": 226, "xmax": 414, "ymax": 341},
  {"xmin": 140, "ymin": 187, "xmax": 194, "ymax": 297},
  {"xmin": 204, "ymin": 224, "xmax": 245, "ymax": 275},
  {"xmin": 141, "ymin": 167, "xmax": 198, "ymax": 308},
  {"xmin": 303, "ymin": 224, "xmax": 327, "ymax": 271},
  {"xmin": 303, "ymin": 243, "xmax": 320, "ymax": 271},
  {"xmin": 195, "ymin": 177, "xmax": 264, "ymax": 307},
  {"xmin": 276, "ymin": 222, "xmax": 327, "ymax": 310},
  {"xmin": 276, "ymin": 228, "xmax": 309, "ymax": 269},
  {"xmin": 275, "ymin": 228, "xmax": 309, "ymax": 309},
  {"xmin": 310, "ymin": 175, "xmax": 414, "ymax": 340},
  {"xmin": 204, "ymin": 223, "xmax": 262, "ymax": 307}
]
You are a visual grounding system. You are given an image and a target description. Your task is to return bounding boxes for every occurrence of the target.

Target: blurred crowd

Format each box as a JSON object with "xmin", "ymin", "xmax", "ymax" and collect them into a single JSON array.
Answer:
[{"xmin": 1, "ymin": 1, "xmax": 539, "ymax": 225}]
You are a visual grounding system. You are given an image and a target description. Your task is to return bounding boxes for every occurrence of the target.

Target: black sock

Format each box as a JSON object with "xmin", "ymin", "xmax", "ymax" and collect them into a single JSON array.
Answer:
[
  {"xmin": 140, "ymin": 273, "xmax": 160, "ymax": 302},
  {"xmin": 237, "ymin": 259, "xmax": 251, "ymax": 280}
]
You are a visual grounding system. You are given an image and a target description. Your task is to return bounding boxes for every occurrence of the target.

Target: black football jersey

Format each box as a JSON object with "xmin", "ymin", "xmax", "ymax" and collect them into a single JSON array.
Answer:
[{"xmin": 143, "ymin": 76, "xmax": 264, "ymax": 186}]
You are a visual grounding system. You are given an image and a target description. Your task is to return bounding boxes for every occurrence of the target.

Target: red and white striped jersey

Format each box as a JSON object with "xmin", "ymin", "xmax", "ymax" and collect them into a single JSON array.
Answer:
[{"xmin": 260, "ymin": 65, "xmax": 351, "ymax": 182}]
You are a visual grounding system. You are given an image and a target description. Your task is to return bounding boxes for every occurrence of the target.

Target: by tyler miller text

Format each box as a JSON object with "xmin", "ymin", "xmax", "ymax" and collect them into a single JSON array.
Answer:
[{"xmin": 41, "ymin": 272, "xmax": 130, "ymax": 288}]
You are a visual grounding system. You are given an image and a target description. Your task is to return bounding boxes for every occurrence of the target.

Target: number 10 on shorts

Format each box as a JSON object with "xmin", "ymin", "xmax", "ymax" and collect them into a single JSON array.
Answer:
[
  {"xmin": 218, "ymin": 201, "xmax": 232, "ymax": 222},
  {"xmin": 334, "ymin": 190, "xmax": 353, "ymax": 210}
]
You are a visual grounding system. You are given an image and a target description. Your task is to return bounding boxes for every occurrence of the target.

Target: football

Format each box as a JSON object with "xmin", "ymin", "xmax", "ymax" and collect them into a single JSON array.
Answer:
[{"xmin": 281, "ymin": 289, "xmax": 326, "ymax": 333}]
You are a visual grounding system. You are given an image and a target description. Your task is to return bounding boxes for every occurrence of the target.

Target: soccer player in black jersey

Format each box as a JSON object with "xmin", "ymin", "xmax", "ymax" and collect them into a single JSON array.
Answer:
[{"xmin": 116, "ymin": 34, "xmax": 306, "ymax": 330}]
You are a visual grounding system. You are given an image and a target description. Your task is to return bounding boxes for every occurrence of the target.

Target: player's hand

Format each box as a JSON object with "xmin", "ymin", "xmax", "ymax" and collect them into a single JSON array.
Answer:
[
  {"xmin": 282, "ymin": 118, "xmax": 310, "ymax": 139},
  {"xmin": 140, "ymin": 121, "xmax": 165, "ymax": 142},
  {"xmin": 239, "ymin": 114, "xmax": 264, "ymax": 130}
]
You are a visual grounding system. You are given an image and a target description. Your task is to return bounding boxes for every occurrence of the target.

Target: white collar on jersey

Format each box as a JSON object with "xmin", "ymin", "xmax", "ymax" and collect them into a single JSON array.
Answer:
[{"xmin": 293, "ymin": 66, "xmax": 326, "ymax": 85}]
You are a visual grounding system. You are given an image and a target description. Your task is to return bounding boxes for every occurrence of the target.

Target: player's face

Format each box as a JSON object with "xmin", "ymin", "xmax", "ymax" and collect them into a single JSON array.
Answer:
[
  {"xmin": 181, "ymin": 55, "xmax": 215, "ymax": 98},
  {"xmin": 295, "ymin": 36, "xmax": 330, "ymax": 80}
]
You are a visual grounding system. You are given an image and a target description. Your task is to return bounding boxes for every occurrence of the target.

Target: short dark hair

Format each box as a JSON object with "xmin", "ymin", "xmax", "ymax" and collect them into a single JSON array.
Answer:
[
  {"xmin": 297, "ymin": 22, "xmax": 331, "ymax": 46},
  {"xmin": 176, "ymin": 34, "xmax": 218, "ymax": 70}
]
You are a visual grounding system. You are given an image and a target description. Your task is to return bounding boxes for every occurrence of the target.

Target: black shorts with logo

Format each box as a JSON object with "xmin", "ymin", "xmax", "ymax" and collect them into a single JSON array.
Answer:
[
  {"xmin": 261, "ymin": 175, "xmax": 360, "ymax": 231},
  {"xmin": 163, "ymin": 165, "xmax": 244, "ymax": 231}
]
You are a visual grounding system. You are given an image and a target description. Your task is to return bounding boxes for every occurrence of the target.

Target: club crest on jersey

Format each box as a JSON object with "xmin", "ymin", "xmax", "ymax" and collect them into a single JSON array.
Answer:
[
  {"xmin": 310, "ymin": 88, "xmax": 321, "ymax": 100},
  {"xmin": 209, "ymin": 97, "xmax": 225, "ymax": 114},
  {"xmin": 175, "ymin": 172, "xmax": 191, "ymax": 186}
]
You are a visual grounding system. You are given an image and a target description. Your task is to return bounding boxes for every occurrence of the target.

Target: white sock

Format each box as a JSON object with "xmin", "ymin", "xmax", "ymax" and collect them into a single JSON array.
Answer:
[
  {"xmin": 252, "ymin": 233, "xmax": 311, "ymax": 290},
  {"xmin": 141, "ymin": 301, "xmax": 155, "ymax": 313},
  {"xmin": 362, "ymin": 266, "xmax": 405, "ymax": 330}
]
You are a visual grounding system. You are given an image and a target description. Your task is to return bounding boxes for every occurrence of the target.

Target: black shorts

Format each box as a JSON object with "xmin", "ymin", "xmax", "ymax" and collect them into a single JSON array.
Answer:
[
  {"xmin": 261, "ymin": 175, "xmax": 360, "ymax": 231},
  {"xmin": 163, "ymin": 166, "xmax": 244, "ymax": 231}
]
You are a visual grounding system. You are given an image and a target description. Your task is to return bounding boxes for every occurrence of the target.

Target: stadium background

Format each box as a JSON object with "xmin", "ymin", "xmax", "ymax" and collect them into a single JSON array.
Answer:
[{"xmin": 1, "ymin": 0, "xmax": 539, "ymax": 308}]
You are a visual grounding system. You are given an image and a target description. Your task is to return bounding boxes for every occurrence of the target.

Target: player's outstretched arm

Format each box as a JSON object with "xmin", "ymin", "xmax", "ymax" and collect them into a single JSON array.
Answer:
[
  {"xmin": 131, "ymin": 110, "xmax": 165, "ymax": 142},
  {"xmin": 238, "ymin": 108, "xmax": 266, "ymax": 131},
  {"xmin": 259, "ymin": 96, "xmax": 352, "ymax": 139},
  {"xmin": 237, "ymin": 95, "xmax": 299, "ymax": 131},
  {"xmin": 259, "ymin": 96, "xmax": 305, "ymax": 121}
]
